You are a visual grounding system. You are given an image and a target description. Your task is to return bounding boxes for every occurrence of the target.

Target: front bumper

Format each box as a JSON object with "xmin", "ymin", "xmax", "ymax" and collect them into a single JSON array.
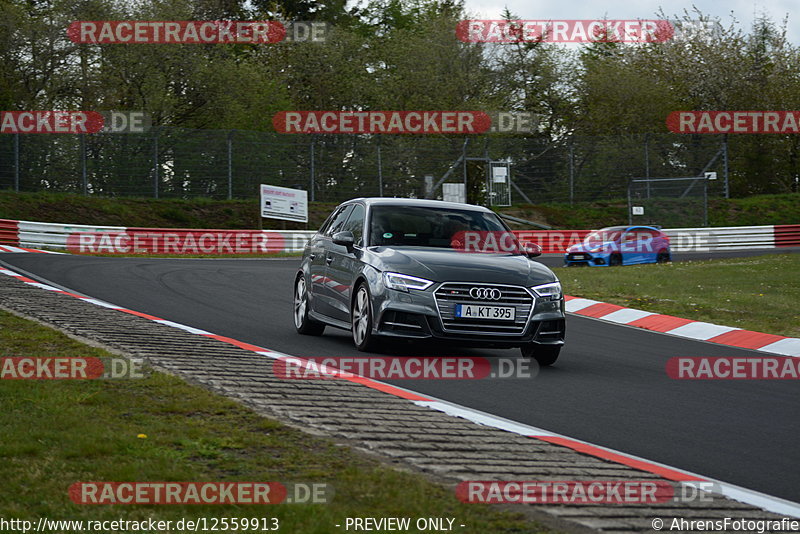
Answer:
[
  {"xmin": 564, "ymin": 252, "xmax": 610, "ymax": 267},
  {"xmin": 372, "ymin": 282, "xmax": 566, "ymax": 347}
]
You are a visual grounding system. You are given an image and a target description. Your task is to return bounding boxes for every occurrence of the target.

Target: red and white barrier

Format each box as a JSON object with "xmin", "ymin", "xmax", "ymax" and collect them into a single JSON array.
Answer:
[
  {"xmin": 775, "ymin": 224, "xmax": 800, "ymax": 247},
  {"xmin": 0, "ymin": 218, "xmax": 798, "ymax": 255},
  {"xmin": 0, "ymin": 219, "xmax": 19, "ymax": 246},
  {"xmin": 0, "ymin": 219, "xmax": 314, "ymax": 254},
  {"xmin": 565, "ymin": 296, "xmax": 800, "ymax": 357}
]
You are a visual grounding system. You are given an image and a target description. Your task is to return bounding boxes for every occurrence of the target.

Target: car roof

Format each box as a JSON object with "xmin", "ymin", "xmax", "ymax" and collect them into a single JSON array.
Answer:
[
  {"xmin": 595, "ymin": 226, "xmax": 629, "ymax": 232},
  {"xmin": 342, "ymin": 197, "xmax": 492, "ymax": 212},
  {"xmin": 598, "ymin": 225, "xmax": 662, "ymax": 232}
]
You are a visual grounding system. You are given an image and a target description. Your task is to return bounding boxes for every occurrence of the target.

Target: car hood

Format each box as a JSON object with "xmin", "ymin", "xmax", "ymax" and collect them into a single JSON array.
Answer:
[
  {"xmin": 566, "ymin": 240, "xmax": 615, "ymax": 253},
  {"xmin": 365, "ymin": 246, "xmax": 557, "ymax": 286}
]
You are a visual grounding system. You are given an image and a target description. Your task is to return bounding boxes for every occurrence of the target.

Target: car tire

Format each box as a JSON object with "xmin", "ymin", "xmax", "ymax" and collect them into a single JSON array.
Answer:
[
  {"xmin": 657, "ymin": 250, "xmax": 671, "ymax": 263},
  {"xmin": 294, "ymin": 274, "xmax": 325, "ymax": 336},
  {"xmin": 609, "ymin": 253, "xmax": 622, "ymax": 267},
  {"xmin": 352, "ymin": 283, "xmax": 379, "ymax": 352},
  {"xmin": 521, "ymin": 344, "xmax": 561, "ymax": 366}
]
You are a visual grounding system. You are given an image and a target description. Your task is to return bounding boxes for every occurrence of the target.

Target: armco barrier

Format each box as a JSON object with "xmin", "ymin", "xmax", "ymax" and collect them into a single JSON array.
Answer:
[
  {"xmin": 18, "ymin": 221, "xmax": 127, "ymax": 250},
  {"xmin": 67, "ymin": 228, "xmax": 314, "ymax": 254},
  {"xmin": 1, "ymin": 218, "xmax": 797, "ymax": 254},
  {"xmin": 123, "ymin": 228, "xmax": 315, "ymax": 254},
  {"xmin": 662, "ymin": 225, "xmax": 776, "ymax": 252}
]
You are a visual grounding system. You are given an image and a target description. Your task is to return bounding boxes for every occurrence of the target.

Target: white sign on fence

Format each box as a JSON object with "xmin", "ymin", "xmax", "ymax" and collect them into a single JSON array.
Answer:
[
  {"xmin": 492, "ymin": 165, "xmax": 508, "ymax": 183},
  {"xmin": 260, "ymin": 184, "xmax": 308, "ymax": 223},
  {"xmin": 632, "ymin": 206, "xmax": 645, "ymax": 215},
  {"xmin": 442, "ymin": 183, "xmax": 466, "ymax": 204}
]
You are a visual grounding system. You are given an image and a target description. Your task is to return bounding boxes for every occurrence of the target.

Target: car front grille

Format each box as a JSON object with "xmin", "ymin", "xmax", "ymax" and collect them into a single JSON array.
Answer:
[
  {"xmin": 567, "ymin": 253, "xmax": 591, "ymax": 261},
  {"xmin": 433, "ymin": 282, "xmax": 534, "ymax": 335}
]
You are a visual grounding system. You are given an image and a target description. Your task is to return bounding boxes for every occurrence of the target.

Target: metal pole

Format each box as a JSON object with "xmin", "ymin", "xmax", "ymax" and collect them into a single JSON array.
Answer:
[
  {"xmin": 227, "ymin": 130, "xmax": 233, "ymax": 200},
  {"xmin": 13, "ymin": 133, "xmax": 19, "ymax": 192},
  {"xmin": 703, "ymin": 179, "xmax": 708, "ymax": 226},
  {"xmin": 430, "ymin": 138, "xmax": 469, "ymax": 196},
  {"xmin": 569, "ymin": 143, "xmax": 574, "ymax": 205},
  {"xmin": 80, "ymin": 134, "xmax": 87, "ymax": 195},
  {"xmin": 627, "ymin": 181, "xmax": 632, "ymax": 226},
  {"xmin": 309, "ymin": 137, "xmax": 315, "ymax": 202},
  {"xmin": 462, "ymin": 140, "xmax": 468, "ymax": 203},
  {"xmin": 153, "ymin": 128, "xmax": 159, "ymax": 199},
  {"xmin": 377, "ymin": 143, "xmax": 383, "ymax": 197},
  {"xmin": 723, "ymin": 135, "xmax": 729, "ymax": 198},
  {"xmin": 644, "ymin": 134, "xmax": 651, "ymax": 198}
]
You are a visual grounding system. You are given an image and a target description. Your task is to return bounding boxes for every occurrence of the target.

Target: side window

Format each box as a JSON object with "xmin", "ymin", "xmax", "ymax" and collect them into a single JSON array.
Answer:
[
  {"xmin": 325, "ymin": 205, "xmax": 354, "ymax": 237},
  {"xmin": 630, "ymin": 228, "xmax": 655, "ymax": 239},
  {"xmin": 317, "ymin": 209, "xmax": 339, "ymax": 235},
  {"xmin": 342, "ymin": 204, "xmax": 366, "ymax": 246}
]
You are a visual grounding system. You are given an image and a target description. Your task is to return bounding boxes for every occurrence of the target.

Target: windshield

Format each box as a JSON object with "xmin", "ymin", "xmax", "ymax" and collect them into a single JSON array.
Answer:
[{"xmin": 368, "ymin": 205, "xmax": 511, "ymax": 249}]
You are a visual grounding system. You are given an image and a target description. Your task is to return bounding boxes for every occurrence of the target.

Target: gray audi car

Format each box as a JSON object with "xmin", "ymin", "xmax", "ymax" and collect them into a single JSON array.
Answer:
[{"xmin": 293, "ymin": 198, "xmax": 566, "ymax": 365}]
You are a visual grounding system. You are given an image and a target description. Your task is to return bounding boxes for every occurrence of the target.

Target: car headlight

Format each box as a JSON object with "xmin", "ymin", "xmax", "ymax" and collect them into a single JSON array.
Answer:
[
  {"xmin": 383, "ymin": 272, "xmax": 434, "ymax": 292},
  {"xmin": 531, "ymin": 281, "xmax": 562, "ymax": 300}
]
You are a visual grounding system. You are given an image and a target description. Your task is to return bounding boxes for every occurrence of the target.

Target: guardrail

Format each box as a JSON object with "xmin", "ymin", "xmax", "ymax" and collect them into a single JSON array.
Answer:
[
  {"xmin": 0, "ymin": 218, "xmax": 798, "ymax": 254},
  {"xmin": 11, "ymin": 220, "xmax": 316, "ymax": 254},
  {"xmin": 662, "ymin": 225, "xmax": 776, "ymax": 252}
]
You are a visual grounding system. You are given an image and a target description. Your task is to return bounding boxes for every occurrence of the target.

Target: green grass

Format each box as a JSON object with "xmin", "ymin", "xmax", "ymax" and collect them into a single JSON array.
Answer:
[
  {"xmin": 0, "ymin": 310, "xmax": 549, "ymax": 533},
  {"xmin": 554, "ymin": 254, "xmax": 800, "ymax": 338},
  {"xmin": 501, "ymin": 193, "xmax": 799, "ymax": 229},
  {"xmin": 0, "ymin": 191, "xmax": 338, "ymax": 231},
  {"xmin": 2, "ymin": 190, "xmax": 797, "ymax": 231},
  {"xmin": 708, "ymin": 193, "xmax": 800, "ymax": 226}
]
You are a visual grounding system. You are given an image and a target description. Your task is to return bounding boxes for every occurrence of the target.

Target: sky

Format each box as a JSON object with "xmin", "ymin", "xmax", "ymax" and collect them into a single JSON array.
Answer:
[{"xmin": 462, "ymin": 0, "xmax": 799, "ymax": 44}]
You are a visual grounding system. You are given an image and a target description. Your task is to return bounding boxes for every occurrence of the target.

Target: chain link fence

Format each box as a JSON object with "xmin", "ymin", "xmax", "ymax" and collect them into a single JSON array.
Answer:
[
  {"xmin": 628, "ymin": 177, "xmax": 710, "ymax": 228},
  {"xmin": 0, "ymin": 129, "xmax": 750, "ymax": 205}
]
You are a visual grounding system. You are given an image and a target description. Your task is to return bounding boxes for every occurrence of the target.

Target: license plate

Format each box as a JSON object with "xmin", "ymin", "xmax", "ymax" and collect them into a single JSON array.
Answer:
[{"xmin": 455, "ymin": 304, "xmax": 515, "ymax": 321}]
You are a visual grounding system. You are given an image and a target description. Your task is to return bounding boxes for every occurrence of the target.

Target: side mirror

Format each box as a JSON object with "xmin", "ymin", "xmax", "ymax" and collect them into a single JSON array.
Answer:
[
  {"xmin": 522, "ymin": 242, "xmax": 542, "ymax": 258},
  {"xmin": 332, "ymin": 231, "xmax": 355, "ymax": 250}
]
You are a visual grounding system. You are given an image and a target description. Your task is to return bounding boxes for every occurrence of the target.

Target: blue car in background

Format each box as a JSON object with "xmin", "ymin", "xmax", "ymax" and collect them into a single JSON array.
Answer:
[{"xmin": 564, "ymin": 226, "xmax": 671, "ymax": 267}]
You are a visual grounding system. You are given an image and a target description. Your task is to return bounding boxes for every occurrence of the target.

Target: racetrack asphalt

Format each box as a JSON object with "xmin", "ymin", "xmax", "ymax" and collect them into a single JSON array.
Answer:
[{"xmin": 1, "ymin": 251, "xmax": 798, "ymax": 504}]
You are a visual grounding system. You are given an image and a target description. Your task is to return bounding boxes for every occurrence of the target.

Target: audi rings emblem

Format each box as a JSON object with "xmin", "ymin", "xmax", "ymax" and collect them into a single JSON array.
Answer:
[{"xmin": 469, "ymin": 287, "xmax": 502, "ymax": 301}]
